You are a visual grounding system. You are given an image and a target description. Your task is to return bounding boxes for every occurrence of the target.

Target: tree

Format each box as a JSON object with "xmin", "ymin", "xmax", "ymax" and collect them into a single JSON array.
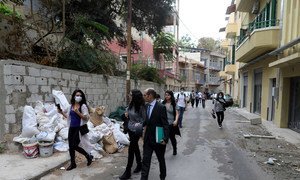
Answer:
[
  {"xmin": 197, "ymin": 37, "xmax": 220, "ymax": 51},
  {"xmin": 153, "ymin": 32, "xmax": 176, "ymax": 61},
  {"xmin": 179, "ymin": 34, "xmax": 196, "ymax": 50}
]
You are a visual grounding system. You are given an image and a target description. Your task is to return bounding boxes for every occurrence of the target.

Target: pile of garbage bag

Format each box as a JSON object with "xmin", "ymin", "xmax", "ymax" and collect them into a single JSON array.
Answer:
[{"xmin": 13, "ymin": 90, "xmax": 129, "ymax": 158}]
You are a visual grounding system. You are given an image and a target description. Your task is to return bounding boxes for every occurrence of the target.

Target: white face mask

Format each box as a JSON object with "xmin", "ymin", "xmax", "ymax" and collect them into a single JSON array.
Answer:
[
  {"xmin": 75, "ymin": 96, "xmax": 82, "ymax": 102},
  {"xmin": 219, "ymin": 96, "xmax": 222, "ymax": 98},
  {"xmin": 180, "ymin": 91, "xmax": 184, "ymax": 94}
]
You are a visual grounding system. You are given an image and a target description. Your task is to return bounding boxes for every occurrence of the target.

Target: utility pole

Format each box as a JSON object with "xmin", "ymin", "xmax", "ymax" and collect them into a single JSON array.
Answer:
[{"xmin": 126, "ymin": 0, "xmax": 133, "ymax": 104}]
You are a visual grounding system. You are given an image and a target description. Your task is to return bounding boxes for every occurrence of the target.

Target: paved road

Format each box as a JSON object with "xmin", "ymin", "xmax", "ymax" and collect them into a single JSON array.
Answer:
[{"xmin": 42, "ymin": 101, "xmax": 274, "ymax": 180}]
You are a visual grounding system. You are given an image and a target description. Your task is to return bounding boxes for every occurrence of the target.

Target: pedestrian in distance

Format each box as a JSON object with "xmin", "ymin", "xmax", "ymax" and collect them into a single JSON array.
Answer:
[
  {"xmin": 58, "ymin": 89, "xmax": 93, "ymax": 171},
  {"xmin": 195, "ymin": 91, "xmax": 200, "ymax": 108},
  {"xmin": 119, "ymin": 89, "xmax": 146, "ymax": 180},
  {"xmin": 162, "ymin": 90, "xmax": 181, "ymax": 156},
  {"xmin": 141, "ymin": 88, "xmax": 169, "ymax": 180},
  {"xmin": 213, "ymin": 92, "xmax": 226, "ymax": 128},
  {"xmin": 176, "ymin": 88, "xmax": 187, "ymax": 128},
  {"xmin": 190, "ymin": 90, "xmax": 196, "ymax": 108}
]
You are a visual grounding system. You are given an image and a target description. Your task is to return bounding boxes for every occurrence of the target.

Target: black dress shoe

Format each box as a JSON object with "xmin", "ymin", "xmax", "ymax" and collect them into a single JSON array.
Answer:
[
  {"xmin": 119, "ymin": 169, "xmax": 131, "ymax": 179},
  {"xmin": 133, "ymin": 163, "xmax": 142, "ymax": 173},
  {"xmin": 87, "ymin": 155, "xmax": 94, "ymax": 166},
  {"xmin": 173, "ymin": 149, "xmax": 177, "ymax": 155},
  {"xmin": 66, "ymin": 164, "xmax": 77, "ymax": 171}
]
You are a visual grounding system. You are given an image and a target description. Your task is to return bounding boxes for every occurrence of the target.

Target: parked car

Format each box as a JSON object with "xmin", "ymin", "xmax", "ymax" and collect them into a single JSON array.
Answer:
[
  {"xmin": 212, "ymin": 93, "xmax": 233, "ymax": 107},
  {"xmin": 224, "ymin": 94, "xmax": 234, "ymax": 107}
]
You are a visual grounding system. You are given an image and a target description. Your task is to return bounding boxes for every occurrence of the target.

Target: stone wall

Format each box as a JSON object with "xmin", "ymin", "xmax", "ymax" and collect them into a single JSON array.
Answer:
[{"xmin": 0, "ymin": 59, "xmax": 164, "ymax": 146}]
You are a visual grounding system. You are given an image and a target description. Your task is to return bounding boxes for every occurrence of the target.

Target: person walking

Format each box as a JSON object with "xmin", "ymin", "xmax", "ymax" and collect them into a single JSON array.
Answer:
[
  {"xmin": 214, "ymin": 92, "xmax": 226, "ymax": 128},
  {"xmin": 162, "ymin": 90, "xmax": 180, "ymax": 155},
  {"xmin": 58, "ymin": 89, "xmax": 93, "ymax": 171},
  {"xmin": 176, "ymin": 88, "xmax": 187, "ymax": 128},
  {"xmin": 190, "ymin": 90, "xmax": 196, "ymax": 108},
  {"xmin": 141, "ymin": 88, "xmax": 169, "ymax": 180},
  {"xmin": 195, "ymin": 91, "xmax": 200, "ymax": 108},
  {"xmin": 119, "ymin": 89, "xmax": 146, "ymax": 179},
  {"xmin": 202, "ymin": 91, "xmax": 207, "ymax": 109}
]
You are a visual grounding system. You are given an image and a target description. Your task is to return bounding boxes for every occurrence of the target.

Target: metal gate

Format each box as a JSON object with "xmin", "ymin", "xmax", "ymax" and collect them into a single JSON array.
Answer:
[{"xmin": 289, "ymin": 77, "xmax": 300, "ymax": 132}]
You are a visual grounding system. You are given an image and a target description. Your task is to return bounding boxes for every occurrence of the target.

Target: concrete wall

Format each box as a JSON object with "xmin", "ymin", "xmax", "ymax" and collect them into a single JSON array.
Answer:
[{"xmin": 0, "ymin": 59, "xmax": 164, "ymax": 143}]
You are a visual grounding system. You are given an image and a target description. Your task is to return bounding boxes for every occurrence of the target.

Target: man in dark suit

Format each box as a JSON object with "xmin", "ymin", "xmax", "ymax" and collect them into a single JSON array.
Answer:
[{"xmin": 141, "ymin": 88, "xmax": 169, "ymax": 180}]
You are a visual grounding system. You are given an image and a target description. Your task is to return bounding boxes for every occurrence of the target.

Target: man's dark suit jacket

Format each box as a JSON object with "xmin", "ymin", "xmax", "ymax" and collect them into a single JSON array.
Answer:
[{"xmin": 144, "ymin": 101, "xmax": 169, "ymax": 144}]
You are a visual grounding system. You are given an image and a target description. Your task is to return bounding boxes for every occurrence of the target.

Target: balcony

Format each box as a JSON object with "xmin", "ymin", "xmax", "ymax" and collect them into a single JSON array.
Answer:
[
  {"xmin": 219, "ymin": 71, "xmax": 227, "ymax": 78},
  {"xmin": 236, "ymin": 0, "xmax": 255, "ymax": 12},
  {"xmin": 226, "ymin": 23, "xmax": 238, "ymax": 38},
  {"xmin": 207, "ymin": 78, "xmax": 221, "ymax": 86},
  {"xmin": 236, "ymin": 27, "xmax": 279, "ymax": 63},
  {"xmin": 225, "ymin": 64, "xmax": 236, "ymax": 75},
  {"xmin": 164, "ymin": 12, "xmax": 179, "ymax": 26}
]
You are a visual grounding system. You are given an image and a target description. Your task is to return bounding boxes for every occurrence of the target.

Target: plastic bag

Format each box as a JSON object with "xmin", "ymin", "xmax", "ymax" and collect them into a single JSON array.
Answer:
[
  {"xmin": 52, "ymin": 90, "xmax": 70, "ymax": 112},
  {"xmin": 21, "ymin": 106, "xmax": 40, "ymax": 138}
]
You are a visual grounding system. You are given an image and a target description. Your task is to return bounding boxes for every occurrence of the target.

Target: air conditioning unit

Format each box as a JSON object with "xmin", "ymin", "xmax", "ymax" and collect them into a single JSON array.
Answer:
[{"xmin": 252, "ymin": 1, "xmax": 260, "ymax": 14}]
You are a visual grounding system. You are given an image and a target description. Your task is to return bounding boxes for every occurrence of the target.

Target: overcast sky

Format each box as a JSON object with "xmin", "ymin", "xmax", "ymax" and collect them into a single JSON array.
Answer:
[{"xmin": 179, "ymin": 0, "xmax": 232, "ymax": 43}]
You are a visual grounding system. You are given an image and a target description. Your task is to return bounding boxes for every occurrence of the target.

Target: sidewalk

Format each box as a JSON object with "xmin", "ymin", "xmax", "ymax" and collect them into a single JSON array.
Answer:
[
  {"xmin": 0, "ymin": 152, "xmax": 69, "ymax": 180},
  {"xmin": 232, "ymin": 107, "xmax": 300, "ymax": 148}
]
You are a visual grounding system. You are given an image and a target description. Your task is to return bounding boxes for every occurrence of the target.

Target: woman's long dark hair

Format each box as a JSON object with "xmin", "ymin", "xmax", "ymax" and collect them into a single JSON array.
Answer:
[
  {"xmin": 162, "ymin": 90, "xmax": 177, "ymax": 120},
  {"xmin": 71, "ymin": 89, "xmax": 88, "ymax": 111},
  {"xmin": 128, "ymin": 89, "xmax": 145, "ymax": 113},
  {"xmin": 216, "ymin": 92, "xmax": 224, "ymax": 100}
]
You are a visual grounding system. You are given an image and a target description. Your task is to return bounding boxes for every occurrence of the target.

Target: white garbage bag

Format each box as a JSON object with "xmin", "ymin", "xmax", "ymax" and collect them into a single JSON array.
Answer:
[
  {"xmin": 53, "ymin": 141, "xmax": 69, "ymax": 152},
  {"xmin": 58, "ymin": 127, "xmax": 69, "ymax": 140},
  {"xmin": 21, "ymin": 106, "xmax": 40, "ymax": 138},
  {"xmin": 52, "ymin": 90, "xmax": 70, "ymax": 112},
  {"xmin": 112, "ymin": 124, "xmax": 129, "ymax": 145}
]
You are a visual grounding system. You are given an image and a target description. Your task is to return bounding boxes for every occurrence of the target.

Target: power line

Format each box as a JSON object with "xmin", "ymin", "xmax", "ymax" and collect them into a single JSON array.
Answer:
[{"xmin": 176, "ymin": 13, "xmax": 199, "ymax": 41}]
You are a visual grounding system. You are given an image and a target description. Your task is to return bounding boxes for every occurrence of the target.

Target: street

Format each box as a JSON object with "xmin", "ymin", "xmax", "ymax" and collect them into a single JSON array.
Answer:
[{"xmin": 41, "ymin": 101, "xmax": 288, "ymax": 180}]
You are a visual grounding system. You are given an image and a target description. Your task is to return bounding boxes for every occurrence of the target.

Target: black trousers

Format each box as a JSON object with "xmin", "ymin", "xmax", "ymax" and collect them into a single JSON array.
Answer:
[
  {"xmin": 216, "ymin": 111, "xmax": 224, "ymax": 126},
  {"xmin": 191, "ymin": 99, "xmax": 195, "ymax": 107},
  {"xmin": 169, "ymin": 125, "xmax": 177, "ymax": 151},
  {"xmin": 141, "ymin": 142, "xmax": 166, "ymax": 180},
  {"xmin": 202, "ymin": 99, "xmax": 206, "ymax": 108},
  {"xmin": 68, "ymin": 127, "xmax": 89, "ymax": 165},
  {"xmin": 126, "ymin": 130, "xmax": 142, "ymax": 170},
  {"xmin": 195, "ymin": 99, "xmax": 200, "ymax": 107}
]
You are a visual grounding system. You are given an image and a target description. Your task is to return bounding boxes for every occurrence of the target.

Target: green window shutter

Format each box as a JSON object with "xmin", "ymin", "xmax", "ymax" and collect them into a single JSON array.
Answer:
[{"xmin": 232, "ymin": 45, "xmax": 235, "ymax": 64}]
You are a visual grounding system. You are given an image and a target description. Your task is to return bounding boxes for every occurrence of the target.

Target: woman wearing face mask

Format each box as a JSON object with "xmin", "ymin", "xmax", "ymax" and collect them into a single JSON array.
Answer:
[
  {"xmin": 58, "ymin": 89, "xmax": 93, "ymax": 171},
  {"xmin": 214, "ymin": 92, "xmax": 226, "ymax": 128}
]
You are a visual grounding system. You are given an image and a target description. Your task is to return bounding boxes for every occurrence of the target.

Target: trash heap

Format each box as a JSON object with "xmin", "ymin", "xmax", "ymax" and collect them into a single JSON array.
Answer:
[{"xmin": 13, "ymin": 90, "xmax": 129, "ymax": 159}]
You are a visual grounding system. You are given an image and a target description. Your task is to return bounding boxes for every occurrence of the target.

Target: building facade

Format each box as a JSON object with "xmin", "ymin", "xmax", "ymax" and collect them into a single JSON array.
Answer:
[{"xmin": 222, "ymin": 0, "xmax": 300, "ymax": 131}]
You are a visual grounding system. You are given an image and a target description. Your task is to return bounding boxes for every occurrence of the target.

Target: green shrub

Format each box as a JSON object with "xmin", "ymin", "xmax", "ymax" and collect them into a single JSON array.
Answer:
[{"xmin": 131, "ymin": 63, "xmax": 164, "ymax": 84}]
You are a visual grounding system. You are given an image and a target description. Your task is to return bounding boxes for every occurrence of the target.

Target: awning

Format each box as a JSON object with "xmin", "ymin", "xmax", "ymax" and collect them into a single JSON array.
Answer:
[
  {"xmin": 269, "ymin": 52, "xmax": 300, "ymax": 68},
  {"xmin": 226, "ymin": 4, "xmax": 236, "ymax": 15}
]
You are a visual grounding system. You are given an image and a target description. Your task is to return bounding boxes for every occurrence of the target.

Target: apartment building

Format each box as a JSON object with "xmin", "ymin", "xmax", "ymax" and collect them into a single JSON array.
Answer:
[
  {"xmin": 222, "ymin": 0, "xmax": 300, "ymax": 131},
  {"xmin": 178, "ymin": 56, "xmax": 205, "ymax": 91}
]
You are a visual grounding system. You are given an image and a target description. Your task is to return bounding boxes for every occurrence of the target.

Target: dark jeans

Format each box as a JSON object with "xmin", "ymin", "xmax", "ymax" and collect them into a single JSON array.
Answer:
[
  {"xmin": 216, "ymin": 111, "xmax": 224, "ymax": 126},
  {"xmin": 126, "ymin": 130, "xmax": 142, "ymax": 170},
  {"xmin": 191, "ymin": 99, "xmax": 195, "ymax": 107},
  {"xmin": 141, "ymin": 142, "xmax": 166, "ymax": 180},
  {"xmin": 68, "ymin": 127, "xmax": 89, "ymax": 165},
  {"xmin": 202, "ymin": 99, "xmax": 206, "ymax": 108},
  {"xmin": 169, "ymin": 125, "xmax": 177, "ymax": 151},
  {"xmin": 195, "ymin": 99, "xmax": 200, "ymax": 107},
  {"xmin": 178, "ymin": 106, "xmax": 185, "ymax": 128}
]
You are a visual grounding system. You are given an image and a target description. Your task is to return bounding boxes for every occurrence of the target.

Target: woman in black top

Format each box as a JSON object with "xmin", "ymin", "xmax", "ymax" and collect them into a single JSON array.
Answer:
[
  {"xmin": 120, "ymin": 89, "xmax": 146, "ymax": 179},
  {"xmin": 162, "ymin": 90, "xmax": 180, "ymax": 155}
]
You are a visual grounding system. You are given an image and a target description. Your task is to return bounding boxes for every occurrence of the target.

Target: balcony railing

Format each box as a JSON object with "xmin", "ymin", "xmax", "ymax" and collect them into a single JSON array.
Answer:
[
  {"xmin": 237, "ymin": 0, "xmax": 278, "ymax": 47},
  {"xmin": 237, "ymin": 19, "xmax": 278, "ymax": 46}
]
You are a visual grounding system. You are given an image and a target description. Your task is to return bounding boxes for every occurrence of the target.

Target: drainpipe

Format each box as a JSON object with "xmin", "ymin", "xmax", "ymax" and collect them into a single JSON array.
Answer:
[{"xmin": 274, "ymin": 0, "xmax": 285, "ymax": 103}]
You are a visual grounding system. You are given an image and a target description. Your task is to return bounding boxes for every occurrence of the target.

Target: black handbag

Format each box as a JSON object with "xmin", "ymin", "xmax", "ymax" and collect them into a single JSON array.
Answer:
[{"xmin": 80, "ymin": 124, "xmax": 89, "ymax": 135}]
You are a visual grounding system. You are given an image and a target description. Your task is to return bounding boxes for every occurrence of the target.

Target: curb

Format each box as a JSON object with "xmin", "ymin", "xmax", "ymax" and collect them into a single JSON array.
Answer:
[{"xmin": 29, "ymin": 159, "xmax": 69, "ymax": 180}]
